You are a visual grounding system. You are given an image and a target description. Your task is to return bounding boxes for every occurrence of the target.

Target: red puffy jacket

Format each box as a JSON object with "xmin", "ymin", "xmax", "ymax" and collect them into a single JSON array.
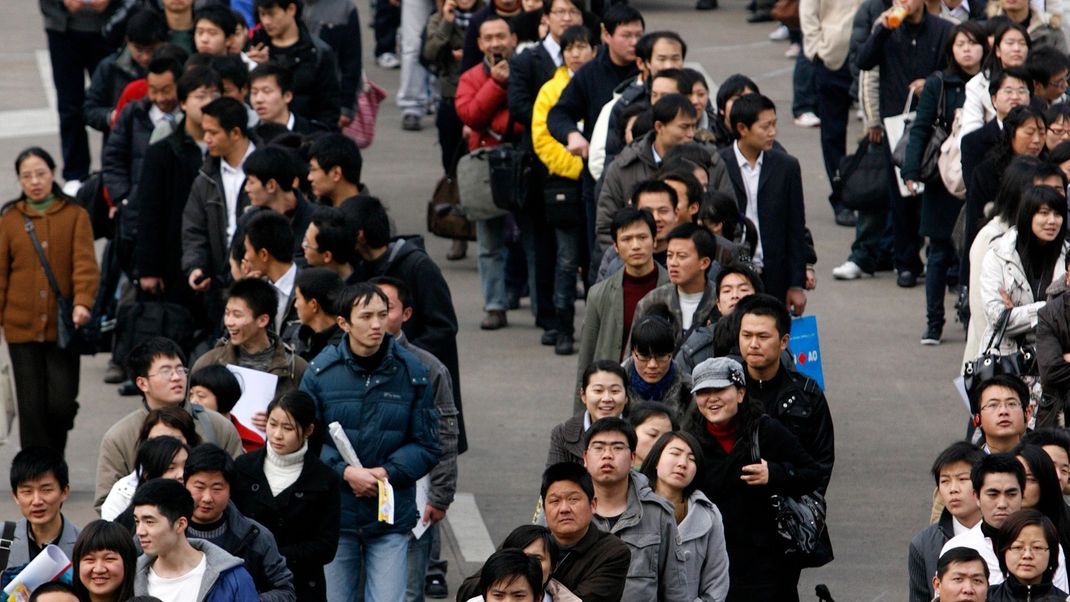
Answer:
[{"xmin": 455, "ymin": 61, "xmax": 522, "ymax": 151}]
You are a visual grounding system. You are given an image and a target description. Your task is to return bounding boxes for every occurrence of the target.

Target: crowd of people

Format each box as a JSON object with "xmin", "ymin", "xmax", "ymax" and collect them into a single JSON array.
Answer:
[{"xmin": 21, "ymin": 0, "xmax": 1070, "ymax": 596}]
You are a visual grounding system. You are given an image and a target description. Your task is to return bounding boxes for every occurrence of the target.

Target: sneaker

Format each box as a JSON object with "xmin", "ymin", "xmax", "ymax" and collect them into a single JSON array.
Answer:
[
  {"xmin": 769, "ymin": 24, "xmax": 790, "ymax": 41},
  {"xmin": 747, "ymin": 11, "xmax": 774, "ymax": 22},
  {"xmin": 402, "ymin": 113, "xmax": 422, "ymax": 131},
  {"xmin": 61, "ymin": 179, "xmax": 82, "ymax": 197},
  {"xmin": 425, "ymin": 576, "xmax": 448, "ymax": 599},
  {"xmin": 920, "ymin": 326, "xmax": 942, "ymax": 346},
  {"xmin": 794, "ymin": 112, "xmax": 820, "ymax": 128},
  {"xmin": 480, "ymin": 310, "xmax": 508, "ymax": 330},
  {"xmin": 784, "ymin": 43, "xmax": 801, "ymax": 58},
  {"xmin": 831, "ymin": 260, "xmax": 872, "ymax": 280},
  {"xmin": 896, "ymin": 270, "xmax": 918, "ymax": 288},
  {"xmin": 376, "ymin": 52, "xmax": 400, "ymax": 69}
]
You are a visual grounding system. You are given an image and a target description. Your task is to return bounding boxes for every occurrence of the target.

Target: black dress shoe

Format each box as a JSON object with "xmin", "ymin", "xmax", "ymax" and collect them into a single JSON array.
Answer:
[
  {"xmin": 896, "ymin": 270, "xmax": 918, "ymax": 288},
  {"xmin": 834, "ymin": 207, "xmax": 857, "ymax": 227},
  {"xmin": 747, "ymin": 11, "xmax": 773, "ymax": 22},
  {"xmin": 425, "ymin": 576, "xmax": 448, "ymax": 599},
  {"xmin": 555, "ymin": 333, "xmax": 575, "ymax": 355},
  {"xmin": 541, "ymin": 330, "xmax": 558, "ymax": 346},
  {"xmin": 696, "ymin": 0, "xmax": 718, "ymax": 9}
]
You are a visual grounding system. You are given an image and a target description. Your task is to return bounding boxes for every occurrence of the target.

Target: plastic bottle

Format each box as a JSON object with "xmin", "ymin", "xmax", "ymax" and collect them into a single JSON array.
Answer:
[{"xmin": 887, "ymin": 6, "xmax": 907, "ymax": 28}]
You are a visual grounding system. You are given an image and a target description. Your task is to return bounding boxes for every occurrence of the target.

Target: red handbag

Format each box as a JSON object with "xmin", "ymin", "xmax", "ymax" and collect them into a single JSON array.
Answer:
[{"xmin": 343, "ymin": 75, "xmax": 388, "ymax": 149}]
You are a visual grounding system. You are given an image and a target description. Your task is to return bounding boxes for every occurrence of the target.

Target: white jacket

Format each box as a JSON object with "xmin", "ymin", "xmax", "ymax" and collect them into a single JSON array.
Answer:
[
  {"xmin": 979, "ymin": 227, "xmax": 1068, "ymax": 356},
  {"xmin": 100, "ymin": 471, "xmax": 138, "ymax": 521},
  {"xmin": 964, "ymin": 217, "xmax": 1011, "ymax": 368}
]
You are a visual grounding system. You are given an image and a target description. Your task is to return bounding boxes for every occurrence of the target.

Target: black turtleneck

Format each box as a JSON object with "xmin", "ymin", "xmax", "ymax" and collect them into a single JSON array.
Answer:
[{"xmin": 351, "ymin": 339, "xmax": 389, "ymax": 373}]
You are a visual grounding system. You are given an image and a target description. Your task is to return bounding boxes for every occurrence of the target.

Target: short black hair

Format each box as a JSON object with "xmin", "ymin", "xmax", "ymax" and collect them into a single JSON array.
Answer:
[
  {"xmin": 295, "ymin": 267, "xmax": 344, "ymax": 316},
  {"xmin": 201, "ymin": 96, "xmax": 249, "ymax": 137},
  {"xmin": 28, "ymin": 582, "xmax": 78, "ymax": 602},
  {"xmin": 735, "ymin": 293, "xmax": 792, "ymax": 339},
  {"xmin": 677, "ymin": 67, "xmax": 708, "ymax": 95},
  {"xmin": 195, "ymin": 4, "xmax": 239, "ymax": 36},
  {"xmin": 309, "ymin": 133, "xmax": 363, "ymax": 186},
  {"xmin": 177, "ymin": 66, "xmax": 223, "ymax": 103},
  {"xmin": 631, "ymin": 179, "xmax": 678, "ymax": 210},
  {"xmin": 255, "ymin": 0, "xmax": 302, "ymax": 18},
  {"xmin": 542, "ymin": 0, "xmax": 585, "ymax": 15},
  {"xmin": 715, "ymin": 262, "xmax": 764, "ymax": 296},
  {"xmin": 132, "ymin": 478, "xmax": 194, "ymax": 526},
  {"xmin": 1022, "ymin": 427, "xmax": 1070, "ymax": 455},
  {"xmin": 211, "ymin": 54, "xmax": 250, "ymax": 90},
  {"xmin": 244, "ymin": 210, "xmax": 294, "ymax": 263},
  {"xmin": 936, "ymin": 546, "xmax": 990, "ymax": 580},
  {"xmin": 971, "ymin": 452, "xmax": 1027, "ymax": 493},
  {"xmin": 665, "ymin": 222, "xmax": 717, "ymax": 269},
  {"xmin": 336, "ymin": 282, "xmax": 390, "ymax": 318},
  {"xmin": 931, "ymin": 441, "xmax": 984, "ymax": 485},
  {"xmin": 990, "ymin": 66, "xmax": 1034, "ymax": 98},
  {"xmin": 310, "ymin": 207, "xmax": 356, "ymax": 264},
  {"xmin": 630, "ymin": 307, "xmax": 676, "ymax": 355},
  {"xmin": 658, "ymin": 168, "xmax": 702, "ymax": 208},
  {"xmin": 500, "ymin": 524, "xmax": 560, "ymax": 571},
  {"xmin": 126, "ymin": 337, "xmax": 186, "ymax": 382},
  {"xmin": 183, "ymin": 443, "xmax": 236, "ymax": 486},
  {"xmin": 226, "ymin": 277, "xmax": 279, "ymax": 323},
  {"xmin": 729, "ymin": 93, "xmax": 777, "ymax": 136},
  {"xmin": 653, "ymin": 93, "xmax": 697, "ymax": 126},
  {"xmin": 244, "ymin": 146, "xmax": 301, "ymax": 193},
  {"xmin": 972, "ymin": 374, "xmax": 1031, "ymax": 417},
  {"xmin": 584, "ymin": 416, "xmax": 638, "ymax": 451},
  {"xmin": 478, "ymin": 549, "xmax": 544, "ymax": 600},
  {"xmin": 10, "ymin": 446, "xmax": 69, "ymax": 491},
  {"xmin": 541, "ymin": 462, "xmax": 595, "ymax": 502},
  {"xmin": 611, "ymin": 206, "xmax": 656, "ymax": 242},
  {"xmin": 189, "ymin": 365, "xmax": 244, "ymax": 415},
  {"xmin": 636, "ymin": 31, "xmax": 686, "ymax": 63},
  {"xmin": 136, "ymin": 436, "xmax": 191, "ymax": 482},
  {"xmin": 602, "ymin": 4, "xmax": 644, "ymax": 34},
  {"xmin": 126, "ymin": 9, "xmax": 168, "ymax": 46},
  {"xmin": 560, "ymin": 25, "xmax": 597, "ymax": 50},
  {"xmin": 370, "ymin": 276, "xmax": 412, "ymax": 310},
  {"xmin": 715, "ymin": 73, "xmax": 759, "ymax": 115},
  {"xmin": 249, "ymin": 61, "xmax": 294, "ymax": 94},
  {"xmin": 340, "ymin": 196, "xmax": 391, "ymax": 248},
  {"xmin": 147, "ymin": 53, "xmax": 184, "ymax": 82},
  {"xmin": 266, "ymin": 390, "xmax": 318, "ymax": 432}
]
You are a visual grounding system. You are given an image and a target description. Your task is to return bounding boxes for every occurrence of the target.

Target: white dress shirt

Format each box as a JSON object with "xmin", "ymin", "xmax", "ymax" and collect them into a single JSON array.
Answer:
[
  {"xmin": 271, "ymin": 262, "xmax": 298, "ymax": 332},
  {"xmin": 220, "ymin": 141, "xmax": 256, "ymax": 244},
  {"xmin": 733, "ymin": 141, "xmax": 764, "ymax": 268},
  {"xmin": 542, "ymin": 35, "xmax": 563, "ymax": 67}
]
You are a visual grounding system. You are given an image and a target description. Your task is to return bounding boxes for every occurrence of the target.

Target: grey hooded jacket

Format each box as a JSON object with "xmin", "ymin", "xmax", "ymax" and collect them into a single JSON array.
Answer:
[
  {"xmin": 134, "ymin": 538, "xmax": 258, "ymax": 602},
  {"xmin": 678, "ymin": 490, "xmax": 730, "ymax": 602}
]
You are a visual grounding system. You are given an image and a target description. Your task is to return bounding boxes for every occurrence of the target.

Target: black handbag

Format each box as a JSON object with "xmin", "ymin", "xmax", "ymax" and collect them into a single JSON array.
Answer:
[
  {"xmin": 488, "ymin": 142, "xmax": 531, "ymax": 213},
  {"xmin": 113, "ymin": 296, "xmax": 196, "ymax": 365},
  {"xmin": 962, "ymin": 308, "xmax": 1037, "ymax": 412},
  {"xmin": 834, "ymin": 138, "xmax": 887, "ymax": 211},
  {"xmin": 891, "ymin": 78, "xmax": 949, "ymax": 183},
  {"xmin": 543, "ymin": 175, "xmax": 583, "ymax": 228},
  {"xmin": 750, "ymin": 420, "xmax": 828, "ymax": 556}
]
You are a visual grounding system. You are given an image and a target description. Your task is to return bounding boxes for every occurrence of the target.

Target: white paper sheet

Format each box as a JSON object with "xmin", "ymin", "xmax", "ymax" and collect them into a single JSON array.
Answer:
[
  {"xmin": 4, "ymin": 544, "xmax": 71, "ymax": 596},
  {"xmin": 328, "ymin": 422, "xmax": 364, "ymax": 468},
  {"xmin": 412, "ymin": 475, "xmax": 432, "ymax": 539},
  {"xmin": 953, "ymin": 376, "xmax": 971, "ymax": 414},
  {"xmin": 225, "ymin": 365, "xmax": 279, "ymax": 436}
]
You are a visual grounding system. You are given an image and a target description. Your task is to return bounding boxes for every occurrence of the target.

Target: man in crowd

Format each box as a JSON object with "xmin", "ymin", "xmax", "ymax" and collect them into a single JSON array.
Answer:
[
  {"xmin": 4, "ymin": 448, "xmax": 79, "ymax": 572},
  {"xmin": 908, "ymin": 441, "xmax": 984, "ymax": 602},
  {"xmin": 132, "ymin": 479, "xmax": 260, "ymax": 599},
  {"xmin": 241, "ymin": 146, "xmax": 313, "ymax": 265},
  {"xmin": 291, "ymin": 267, "xmax": 345, "ymax": 361},
  {"xmin": 596, "ymin": 94, "xmax": 696, "ymax": 252},
  {"xmin": 721, "ymin": 94, "xmax": 809, "ymax": 314},
  {"xmin": 302, "ymin": 208, "xmax": 354, "ymax": 281},
  {"xmin": 96, "ymin": 337, "xmax": 242, "ymax": 512},
  {"xmin": 193, "ymin": 4, "xmax": 239, "ymax": 56},
  {"xmin": 675, "ymin": 262, "xmax": 763, "ymax": 373},
  {"xmin": 373, "ymin": 276, "xmax": 460, "ymax": 602},
  {"xmin": 300, "ymin": 0, "xmax": 363, "ymax": 128},
  {"xmin": 541, "ymin": 462, "xmax": 631, "ymax": 602},
  {"xmin": 307, "ymin": 133, "xmax": 365, "ymax": 207},
  {"xmin": 972, "ymin": 375, "xmax": 1031, "ymax": 453},
  {"xmin": 577, "ymin": 207, "xmax": 668, "ymax": 400},
  {"xmin": 182, "ymin": 444, "xmax": 296, "ymax": 600},
  {"xmin": 249, "ymin": 63, "xmax": 329, "ymax": 135},
  {"xmin": 1028, "ymin": 47, "xmax": 1070, "ymax": 108},
  {"xmin": 249, "ymin": 0, "xmax": 342, "ymax": 126},
  {"xmin": 634, "ymin": 223, "xmax": 717, "ymax": 342},
  {"xmin": 583, "ymin": 418, "xmax": 688, "ymax": 600},
  {"xmin": 85, "ymin": 9, "xmax": 167, "ymax": 137},
  {"xmin": 301, "ymin": 283, "xmax": 440, "ymax": 601},
  {"xmin": 240, "ymin": 211, "xmax": 299, "ymax": 332},
  {"xmin": 930, "ymin": 548, "xmax": 989, "ymax": 602}
]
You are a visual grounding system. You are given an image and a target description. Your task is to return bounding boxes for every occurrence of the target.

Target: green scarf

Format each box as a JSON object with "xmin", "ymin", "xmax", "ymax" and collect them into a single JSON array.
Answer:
[{"xmin": 25, "ymin": 193, "xmax": 55, "ymax": 215}]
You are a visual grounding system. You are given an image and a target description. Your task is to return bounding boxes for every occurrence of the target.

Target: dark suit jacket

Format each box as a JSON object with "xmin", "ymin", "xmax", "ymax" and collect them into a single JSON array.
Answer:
[
  {"xmin": 508, "ymin": 40, "xmax": 558, "ymax": 137},
  {"xmin": 719, "ymin": 146, "xmax": 808, "ymax": 302}
]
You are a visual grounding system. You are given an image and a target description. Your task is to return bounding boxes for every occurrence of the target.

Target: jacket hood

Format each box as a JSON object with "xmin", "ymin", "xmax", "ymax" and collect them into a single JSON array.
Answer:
[
  {"xmin": 135, "ymin": 538, "xmax": 245, "ymax": 599},
  {"xmin": 385, "ymin": 235, "xmax": 427, "ymax": 266},
  {"xmin": 631, "ymin": 471, "xmax": 676, "ymax": 515}
]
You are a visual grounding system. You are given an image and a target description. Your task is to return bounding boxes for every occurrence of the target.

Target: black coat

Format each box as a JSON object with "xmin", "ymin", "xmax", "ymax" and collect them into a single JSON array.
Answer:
[
  {"xmin": 250, "ymin": 25, "xmax": 342, "ymax": 126},
  {"xmin": 508, "ymin": 40, "xmax": 558, "ymax": 143},
  {"xmin": 718, "ymin": 147, "xmax": 809, "ymax": 302},
  {"xmin": 688, "ymin": 413, "xmax": 822, "ymax": 601},
  {"xmin": 986, "ymin": 576, "xmax": 1069, "ymax": 601},
  {"xmin": 856, "ymin": 12, "xmax": 952, "ymax": 119},
  {"xmin": 232, "ymin": 447, "xmax": 341, "ymax": 602},
  {"xmin": 547, "ymin": 47, "xmax": 639, "ymax": 143},
  {"xmin": 1037, "ymin": 281, "xmax": 1070, "ymax": 426},
  {"xmin": 84, "ymin": 47, "xmax": 144, "ymax": 134}
]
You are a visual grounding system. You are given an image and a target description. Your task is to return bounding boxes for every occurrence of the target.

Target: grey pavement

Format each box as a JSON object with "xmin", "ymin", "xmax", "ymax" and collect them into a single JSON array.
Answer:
[{"xmin": 0, "ymin": 0, "xmax": 972, "ymax": 600}]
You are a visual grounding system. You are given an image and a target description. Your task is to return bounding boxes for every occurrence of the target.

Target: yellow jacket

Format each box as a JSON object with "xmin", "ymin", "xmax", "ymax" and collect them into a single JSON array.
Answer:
[{"xmin": 532, "ymin": 67, "xmax": 583, "ymax": 180}]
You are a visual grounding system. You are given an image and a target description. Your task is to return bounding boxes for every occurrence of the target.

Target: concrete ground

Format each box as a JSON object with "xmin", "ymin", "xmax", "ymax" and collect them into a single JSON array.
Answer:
[{"xmin": 0, "ymin": 0, "xmax": 973, "ymax": 599}]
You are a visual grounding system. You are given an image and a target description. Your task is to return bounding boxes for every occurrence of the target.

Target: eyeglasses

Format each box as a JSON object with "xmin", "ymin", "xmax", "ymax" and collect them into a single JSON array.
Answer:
[
  {"xmin": 1008, "ymin": 544, "xmax": 1049, "ymax": 555},
  {"xmin": 588, "ymin": 442, "xmax": 630, "ymax": 455},
  {"xmin": 997, "ymin": 86, "xmax": 1031, "ymax": 97},
  {"xmin": 148, "ymin": 367, "xmax": 189, "ymax": 379},
  {"xmin": 979, "ymin": 400, "xmax": 1022, "ymax": 413},
  {"xmin": 634, "ymin": 351, "xmax": 672, "ymax": 364},
  {"xmin": 1050, "ymin": 126, "xmax": 1070, "ymax": 137},
  {"xmin": 550, "ymin": 8, "xmax": 582, "ymax": 17}
]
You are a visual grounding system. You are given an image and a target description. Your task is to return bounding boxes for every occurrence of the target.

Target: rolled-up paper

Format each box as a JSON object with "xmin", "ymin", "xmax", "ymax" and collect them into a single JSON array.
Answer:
[
  {"xmin": 3, "ymin": 544, "xmax": 71, "ymax": 596},
  {"xmin": 328, "ymin": 422, "xmax": 363, "ymax": 469}
]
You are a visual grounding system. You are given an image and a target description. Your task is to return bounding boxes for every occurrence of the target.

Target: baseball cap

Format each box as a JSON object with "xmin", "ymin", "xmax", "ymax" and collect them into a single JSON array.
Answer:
[{"xmin": 691, "ymin": 357, "xmax": 745, "ymax": 393}]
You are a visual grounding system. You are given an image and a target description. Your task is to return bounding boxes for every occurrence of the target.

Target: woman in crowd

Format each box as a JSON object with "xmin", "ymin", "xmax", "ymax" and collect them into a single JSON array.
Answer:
[
  {"xmin": 1044, "ymin": 105, "xmax": 1070, "ymax": 153},
  {"xmin": 639, "ymin": 430, "xmax": 730, "ymax": 601},
  {"xmin": 189, "ymin": 364, "xmax": 263, "ymax": 451},
  {"xmin": 0, "ymin": 147, "xmax": 98, "ymax": 455},
  {"xmin": 624, "ymin": 311, "xmax": 693, "ymax": 413},
  {"xmin": 1015, "ymin": 444, "xmax": 1070, "ymax": 561},
  {"xmin": 684, "ymin": 356, "xmax": 821, "ymax": 600},
  {"xmin": 677, "ymin": 68, "xmax": 716, "ymax": 144},
  {"xmin": 101, "ymin": 435, "xmax": 189, "ymax": 521},
  {"xmin": 136, "ymin": 406, "xmax": 202, "ymax": 447},
  {"xmin": 232, "ymin": 390, "xmax": 340, "ymax": 601},
  {"xmin": 988, "ymin": 509, "xmax": 1069, "ymax": 600},
  {"xmin": 709, "ymin": 74, "xmax": 760, "ymax": 149},
  {"xmin": 627, "ymin": 401, "xmax": 677, "ymax": 469},
  {"xmin": 979, "ymin": 185, "xmax": 1068, "ymax": 360},
  {"xmin": 457, "ymin": 524, "xmax": 579, "ymax": 601},
  {"xmin": 548, "ymin": 360, "xmax": 628, "ymax": 466},
  {"xmin": 71, "ymin": 520, "xmax": 137, "ymax": 602},
  {"xmin": 902, "ymin": 21, "xmax": 988, "ymax": 346},
  {"xmin": 960, "ymin": 22, "xmax": 1030, "ymax": 137}
]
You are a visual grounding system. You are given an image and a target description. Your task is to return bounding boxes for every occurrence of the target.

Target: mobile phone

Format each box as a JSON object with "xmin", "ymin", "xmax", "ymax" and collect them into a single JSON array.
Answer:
[
  {"xmin": 193, "ymin": 273, "xmax": 208, "ymax": 286},
  {"xmin": 492, "ymin": 53, "xmax": 503, "ymax": 64}
]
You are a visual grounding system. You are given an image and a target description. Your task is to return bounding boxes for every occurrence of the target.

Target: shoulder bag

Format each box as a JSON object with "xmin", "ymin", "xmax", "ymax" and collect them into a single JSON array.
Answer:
[
  {"xmin": 457, "ymin": 147, "xmax": 510, "ymax": 221},
  {"xmin": 962, "ymin": 308, "xmax": 1038, "ymax": 411},
  {"xmin": 750, "ymin": 420, "xmax": 828, "ymax": 556},
  {"xmin": 22, "ymin": 215, "xmax": 85, "ymax": 353},
  {"xmin": 543, "ymin": 175, "xmax": 583, "ymax": 228},
  {"xmin": 939, "ymin": 108, "xmax": 967, "ymax": 199},
  {"xmin": 833, "ymin": 137, "xmax": 887, "ymax": 211},
  {"xmin": 891, "ymin": 79, "xmax": 949, "ymax": 183},
  {"xmin": 427, "ymin": 140, "xmax": 477, "ymax": 241}
]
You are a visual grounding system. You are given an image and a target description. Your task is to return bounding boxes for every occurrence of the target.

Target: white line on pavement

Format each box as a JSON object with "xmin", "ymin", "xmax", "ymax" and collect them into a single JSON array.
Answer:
[
  {"xmin": 37, "ymin": 49, "xmax": 57, "ymax": 111},
  {"xmin": 445, "ymin": 493, "xmax": 496, "ymax": 564},
  {"xmin": 0, "ymin": 50, "xmax": 57, "ymax": 139}
]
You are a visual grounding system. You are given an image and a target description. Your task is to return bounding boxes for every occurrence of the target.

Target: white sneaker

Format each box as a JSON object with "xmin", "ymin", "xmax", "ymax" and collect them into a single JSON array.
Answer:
[
  {"xmin": 832, "ymin": 260, "xmax": 871, "ymax": 280},
  {"xmin": 61, "ymin": 179, "xmax": 82, "ymax": 197},
  {"xmin": 793, "ymin": 112, "xmax": 821, "ymax": 128},
  {"xmin": 769, "ymin": 24, "xmax": 790, "ymax": 41},
  {"xmin": 784, "ymin": 43, "xmax": 801, "ymax": 58},
  {"xmin": 376, "ymin": 52, "xmax": 400, "ymax": 69}
]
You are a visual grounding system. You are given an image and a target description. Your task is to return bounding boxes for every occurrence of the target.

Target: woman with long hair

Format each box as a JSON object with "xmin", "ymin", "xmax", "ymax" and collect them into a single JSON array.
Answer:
[
  {"xmin": 71, "ymin": 520, "xmax": 137, "ymax": 602},
  {"xmin": 1015, "ymin": 444, "xmax": 1070, "ymax": 559},
  {"xmin": 639, "ymin": 430, "xmax": 729, "ymax": 601},
  {"xmin": 960, "ymin": 21, "xmax": 1031, "ymax": 137},
  {"xmin": 101, "ymin": 435, "xmax": 189, "ymax": 521},
  {"xmin": 988, "ymin": 509, "xmax": 1069, "ymax": 600}
]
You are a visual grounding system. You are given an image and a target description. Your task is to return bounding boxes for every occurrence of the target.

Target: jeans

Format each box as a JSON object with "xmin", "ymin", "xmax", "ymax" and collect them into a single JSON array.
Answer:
[
  {"xmin": 9, "ymin": 342, "xmax": 80, "ymax": 457},
  {"xmin": 554, "ymin": 225, "xmax": 582, "ymax": 310},
  {"xmin": 848, "ymin": 206, "xmax": 887, "ymax": 273},
  {"xmin": 326, "ymin": 531, "xmax": 409, "ymax": 602},
  {"xmin": 790, "ymin": 30, "xmax": 817, "ymax": 117},
  {"xmin": 925, "ymin": 238, "xmax": 955, "ymax": 329},
  {"xmin": 814, "ymin": 60, "xmax": 852, "ymax": 209},
  {"xmin": 477, "ymin": 216, "xmax": 508, "ymax": 311},
  {"xmin": 46, "ymin": 29, "xmax": 113, "ymax": 181},
  {"xmin": 373, "ymin": 0, "xmax": 400, "ymax": 57},
  {"xmin": 398, "ymin": 0, "xmax": 433, "ymax": 115},
  {"xmin": 405, "ymin": 524, "xmax": 446, "ymax": 602}
]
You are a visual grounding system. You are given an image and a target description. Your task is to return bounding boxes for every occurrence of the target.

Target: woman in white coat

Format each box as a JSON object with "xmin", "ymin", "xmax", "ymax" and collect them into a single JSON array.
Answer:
[
  {"xmin": 640, "ymin": 430, "xmax": 730, "ymax": 602},
  {"xmin": 980, "ymin": 184, "xmax": 1069, "ymax": 359}
]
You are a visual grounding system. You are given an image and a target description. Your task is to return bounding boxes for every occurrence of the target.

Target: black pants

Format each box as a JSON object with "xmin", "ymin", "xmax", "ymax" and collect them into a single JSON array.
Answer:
[
  {"xmin": 814, "ymin": 60, "xmax": 852, "ymax": 210},
  {"xmin": 45, "ymin": 29, "xmax": 113, "ymax": 181},
  {"xmin": 435, "ymin": 97, "xmax": 463, "ymax": 174},
  {"xmin": 9, "ymin": 342, "xmax": 80, "ymax": 456},
  {"xmin": 373, "ymin": 0, "xmax": 400, "ymax": 57},
  {"xmin": 884, "ymin": 142, "xmax": 923, "ymax": 274}
]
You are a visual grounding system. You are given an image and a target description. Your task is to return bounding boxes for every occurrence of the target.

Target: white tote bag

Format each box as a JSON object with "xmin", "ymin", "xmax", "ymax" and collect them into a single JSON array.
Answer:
[{"xmin": 884, "ymin": 90, "xmax": 924, "ymax": 197}]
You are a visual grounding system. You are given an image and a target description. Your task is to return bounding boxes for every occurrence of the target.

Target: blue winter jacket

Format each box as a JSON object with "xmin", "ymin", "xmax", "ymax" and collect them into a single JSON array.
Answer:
[{"xmin": 301, "ymin": 334, "xmax": 441, "ymax": 536}]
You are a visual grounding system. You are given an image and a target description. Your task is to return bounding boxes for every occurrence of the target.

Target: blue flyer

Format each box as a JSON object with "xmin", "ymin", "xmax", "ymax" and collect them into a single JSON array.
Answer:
[{"xmin": 789, "ymin": 315, "xmax": 825, "ymax": 391}]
